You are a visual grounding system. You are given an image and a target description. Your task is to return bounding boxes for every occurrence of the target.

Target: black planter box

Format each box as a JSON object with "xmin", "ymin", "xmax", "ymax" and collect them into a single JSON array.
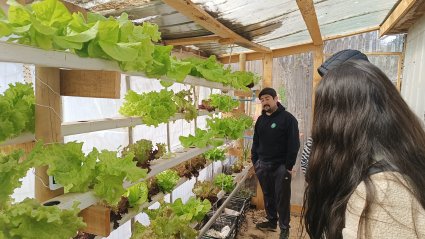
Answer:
[{"xmin": 201, "ymin": 214, "xmax": 238, "ymax": 239}]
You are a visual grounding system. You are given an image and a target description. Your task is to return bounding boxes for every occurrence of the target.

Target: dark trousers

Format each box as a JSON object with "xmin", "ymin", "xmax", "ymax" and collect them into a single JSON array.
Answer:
[{"xmin": 254, "ymin": 160, "xmax": 292, "ymax": 229}]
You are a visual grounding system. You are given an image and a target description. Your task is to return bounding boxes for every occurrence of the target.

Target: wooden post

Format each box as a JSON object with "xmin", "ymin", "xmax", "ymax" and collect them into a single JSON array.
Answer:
[
  {"xmin": 312, "ymin": 45, "xmax": 324, "ymax": 110},
  {"xmin": 60, "ymin": 70, "xmax": 121, "ymax": 99},
  {"xmin": 126, "ymin": 75, "xmax": 134, "ymax": 145},
  {"xmin": 34, "ymin": 67, "xmax": 64, "ymax": 202},
  {"xmin": 262, "ymin": 53, "xmax": 273, "ymax": 88},
  {"xmin": 236, "ymin": 53, "xmax": 247, "ymax": 114},
  {"xmin": 252, "ymin": 53, "xmax": 275, "ymax": 210},
  {"xmin": 79, "ymin": 206, "xmax": 111, "ymax": 236}
]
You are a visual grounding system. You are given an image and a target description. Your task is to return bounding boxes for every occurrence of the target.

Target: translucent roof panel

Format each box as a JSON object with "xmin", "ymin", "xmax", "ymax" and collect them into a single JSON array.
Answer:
[
  {"xmin": 64, "ymin": 0, "xmax": 399, "ymax": 56},
  {"xmin": 315, "ymin": 0, "xmax": 399, "ymax": 38}
]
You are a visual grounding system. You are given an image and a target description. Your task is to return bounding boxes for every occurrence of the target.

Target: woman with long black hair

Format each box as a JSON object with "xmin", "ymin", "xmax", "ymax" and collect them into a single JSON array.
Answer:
[{"xmin": 303, "ymin": 59, "xmax": 425, "ymax": 238}]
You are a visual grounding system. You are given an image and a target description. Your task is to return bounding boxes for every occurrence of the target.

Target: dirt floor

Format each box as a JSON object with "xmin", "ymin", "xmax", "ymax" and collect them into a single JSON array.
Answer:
[{"xmin": 236, "ymin": 209, "xmax": 309, "ymax": 239}]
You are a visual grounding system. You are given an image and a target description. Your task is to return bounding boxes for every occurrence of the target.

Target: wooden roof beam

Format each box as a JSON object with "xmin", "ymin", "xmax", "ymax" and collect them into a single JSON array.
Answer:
[
  {"xmin": 218, "ymin": 26, "xmax": 381, "ymax": 63},
  {"xmin": 162, "ymin": 0, "xmax": 271, "ymax": 53},
  {"xmin": 219, "ymin": 43, "xmax": 315, "ymax": 64},
  {"xmin": 380, "ymin": 0, "xmax": 418, "ymax": 36},
  {"xmin": 296, "ymin": 0, "xmax": 323, "ymax": 46},
  {"xmin": 163, "ymin": 35, "xmax": 233, "ymax": 46}
]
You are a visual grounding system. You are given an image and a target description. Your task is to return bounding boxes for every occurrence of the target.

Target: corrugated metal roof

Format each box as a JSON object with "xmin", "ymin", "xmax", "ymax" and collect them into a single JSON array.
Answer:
[{"xmin": 64, "ymin": 0, "xmax": 399, "ymax": 56}]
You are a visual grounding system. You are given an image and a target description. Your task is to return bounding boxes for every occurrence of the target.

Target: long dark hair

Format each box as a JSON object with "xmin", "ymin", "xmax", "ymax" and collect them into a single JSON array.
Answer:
[{"xmin": 302, "ymin": 60, "xmax": 425, "ymax": 238}]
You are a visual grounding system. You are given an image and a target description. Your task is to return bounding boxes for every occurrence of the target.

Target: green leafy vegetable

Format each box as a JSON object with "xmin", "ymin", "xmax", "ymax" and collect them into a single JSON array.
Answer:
[
  {"xmin": 28, "ymin": 141, "xmax": 147, "ymax": 206},
  {"xmin": 206, "ymin": 115, "xmax": 253, "ymax": 140},
  {"xmin": 120, "ymin": 89, "xmax": 177, "ymax": 127},
  {"xmin": 1, "ymin": 0, "xmax": 261, "ymax": 90},
  {"xmin": 124, "ymin": 182, "xmax": 148, "ymax": 207},
  {"xmin": 122, "ymin": 139, "xmax": 166, "ymax": 167},
  {"xmin": 0, "ymin": 150, "xmax": 29, "ymax": 209},
  {"xmin": 203, "ymin": 148, "xmax": 226, "ymax": 162},
  {"xmin": 29, "ymin": 142, "xmax": 97, "ymax": 193},
  {"xmin": 209, "ymin": 94, "xmax": 239, "ymax": 112},
  {"xmin": 213, "ymin": 173, "xmax": 235, "ymax": 193},
  {"xmin": 179, "ymin": 128, "xmax": 224, "ymax": 148},
  {"xmin": 171, "ymin": 197, "xmax": 211, "ymax": 222},
  {"xmin": 192, "ymin": 181, "xmax": 220, "ymax": 202},
  {"xmin": 131, "ymin": 197, "xmax": 210, "ymax": 239},
  {"xmin": 94, "ymin": 150, "xmax": 147, "ymax": 205},
  {"xmin": 173, "ymin": 89, "xmax": 197, "ymax": 122},
  {"xmin": 155, "ymin": 169, "xmax": 180, "ymax": 193},
  {"xmin": 120, "ymin": 88, "xmax": 198, "ymax": 126},
  {"xmin": 0, "ymin": 199, "xmax": 85, "ymax": 239},
  {"xmin": 0, "ymin": 83, "xmax": 35, "ymax": 142}
]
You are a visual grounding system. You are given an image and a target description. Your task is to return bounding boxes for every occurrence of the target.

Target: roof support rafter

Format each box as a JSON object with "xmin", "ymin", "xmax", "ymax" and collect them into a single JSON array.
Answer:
[
  {"xmin": 296, "ymin": 0, "xmax": 324, "ymax": 46},
  {"xmin": 162, "ymin": 0, "xmax": 271, "ymax": 53},
  {"xmin": 163, "ymin": 35, "xmax": 233, "ymax": 46},
  {"xmin": 380, "ymin": 0, "xmax": 417, "ymax": 36}
]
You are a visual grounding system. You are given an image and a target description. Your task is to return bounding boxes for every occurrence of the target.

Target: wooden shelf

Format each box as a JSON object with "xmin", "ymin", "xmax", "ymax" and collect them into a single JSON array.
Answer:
[{"xmin": 0, "ymin": 41, "xmax": 233, "ymax": 90}]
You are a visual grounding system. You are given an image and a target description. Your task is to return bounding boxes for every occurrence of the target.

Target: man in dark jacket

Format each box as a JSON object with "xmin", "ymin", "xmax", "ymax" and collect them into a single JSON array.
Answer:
[{"xmin": 252, "ymin": 87, "xmax": 300, "ymax": 239}]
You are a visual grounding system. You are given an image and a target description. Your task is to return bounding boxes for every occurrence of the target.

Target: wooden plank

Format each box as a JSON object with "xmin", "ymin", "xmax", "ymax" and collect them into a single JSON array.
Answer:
[
  {"xmin": 218, "ymin": 26, "xmax": 381, "ymax": 63},
  {"xmin": 0, "ymin": 42, "xmax": 232, "ymax": 91},
  {"xmin": 291, "ymin": 204, "xmax": 303, "ymax": 214},
  {"xmin": 162, "ymin": 0, "xmax": 271, "ymax": 53},
  {"xmin": 251, "ymin": 176, "xmax": 265, "ymax": 210},
  {"xmin": 312, "ymin": 45, "xmax": 324, "ymax": 110},
  {"xmin": 296, "ymin": 0, "xmax": 323, "ymax": 45},
  {"xmin": 262, "ymin": 53, "xmax": 273, "ymax": 87},
  {"xmin": 60, "ymin": 70, "xmax": 121, "ymax": 99},
  {"xmin": 0, "ymin": 133, "xmax": 35, "ymax": 147},
  {"xmin": 235, "ymin": 53, "xmax": 247, "ymax": 113},
  {"xmin": 79, "ymin": 205, "xmax": 111, "ymax": 237},
  {"xmin": 219, "ymin": 43, "xmax": 315, "ymax": 63},
  {"xmin": 323, "ymin": 26, "xmax": 380, "ymax": 41},
  {"xmin": 380, "ymin": 0, "xmax": 417, "ymax": 36},
  {"xmin": 171, "ymin": 49, "xmax": 207, "ymax": 60},
  {"xmin": 34, "ymin": 67, "xmax": 64, "ymax": 202},
  {"xmin": 61, "ymin": 0, "xmax": 87, "ymax": 17},
  {"xmin": 0, "ymin": 141, "xmax": 35, "ymax": 154},
  {"xmin": 163, "ymin": 35, "xmax": 228, "ymax": 45},
  {"xmin": 396, "ymin": 56, "xmax": 403, "ymax": 92}
]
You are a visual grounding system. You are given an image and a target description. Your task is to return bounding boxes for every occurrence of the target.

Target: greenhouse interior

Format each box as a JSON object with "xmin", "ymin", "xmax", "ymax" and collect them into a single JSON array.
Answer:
[{"xmin": 1, "ymin": 0, "xmax": 425, "ymax": 238}]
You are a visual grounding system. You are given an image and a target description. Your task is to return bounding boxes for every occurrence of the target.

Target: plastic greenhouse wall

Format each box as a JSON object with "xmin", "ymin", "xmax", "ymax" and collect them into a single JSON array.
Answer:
[{"xmin": 401, "ymin": 14, "xmax": 425, "ymax": 125}]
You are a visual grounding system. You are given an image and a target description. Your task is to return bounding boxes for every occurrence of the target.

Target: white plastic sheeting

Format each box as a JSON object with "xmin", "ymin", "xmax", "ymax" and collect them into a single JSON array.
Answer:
[{"xmin": 401, "ymin": 14, "xmax": 425, "ymax": 125}]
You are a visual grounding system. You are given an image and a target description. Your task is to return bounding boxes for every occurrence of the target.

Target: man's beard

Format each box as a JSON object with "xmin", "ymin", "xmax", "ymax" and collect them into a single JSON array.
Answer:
[{"xmin": 263, "ymin": 104, "xmax": 272, "ymax": 112}]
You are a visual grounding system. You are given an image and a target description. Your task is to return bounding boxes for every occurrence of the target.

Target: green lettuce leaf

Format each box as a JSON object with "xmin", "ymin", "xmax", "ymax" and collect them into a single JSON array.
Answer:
[
  {"xmin": 155, "ymin": 169, "xmax": 180, "ymax": 193},
  {"xmin": 0, "ymin": 199, "xmax": 85, "ymax": 239},
  {"xmin": 94, "ymin": 150, "xmax": 147, "ymax": 205},
  {"xmin": 0, "ymin": 150, "xmax": 27, "ymax": 209},
  {"xmin": 124, "ymin": 182, "xmax": 148, "ymax": 207}
]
